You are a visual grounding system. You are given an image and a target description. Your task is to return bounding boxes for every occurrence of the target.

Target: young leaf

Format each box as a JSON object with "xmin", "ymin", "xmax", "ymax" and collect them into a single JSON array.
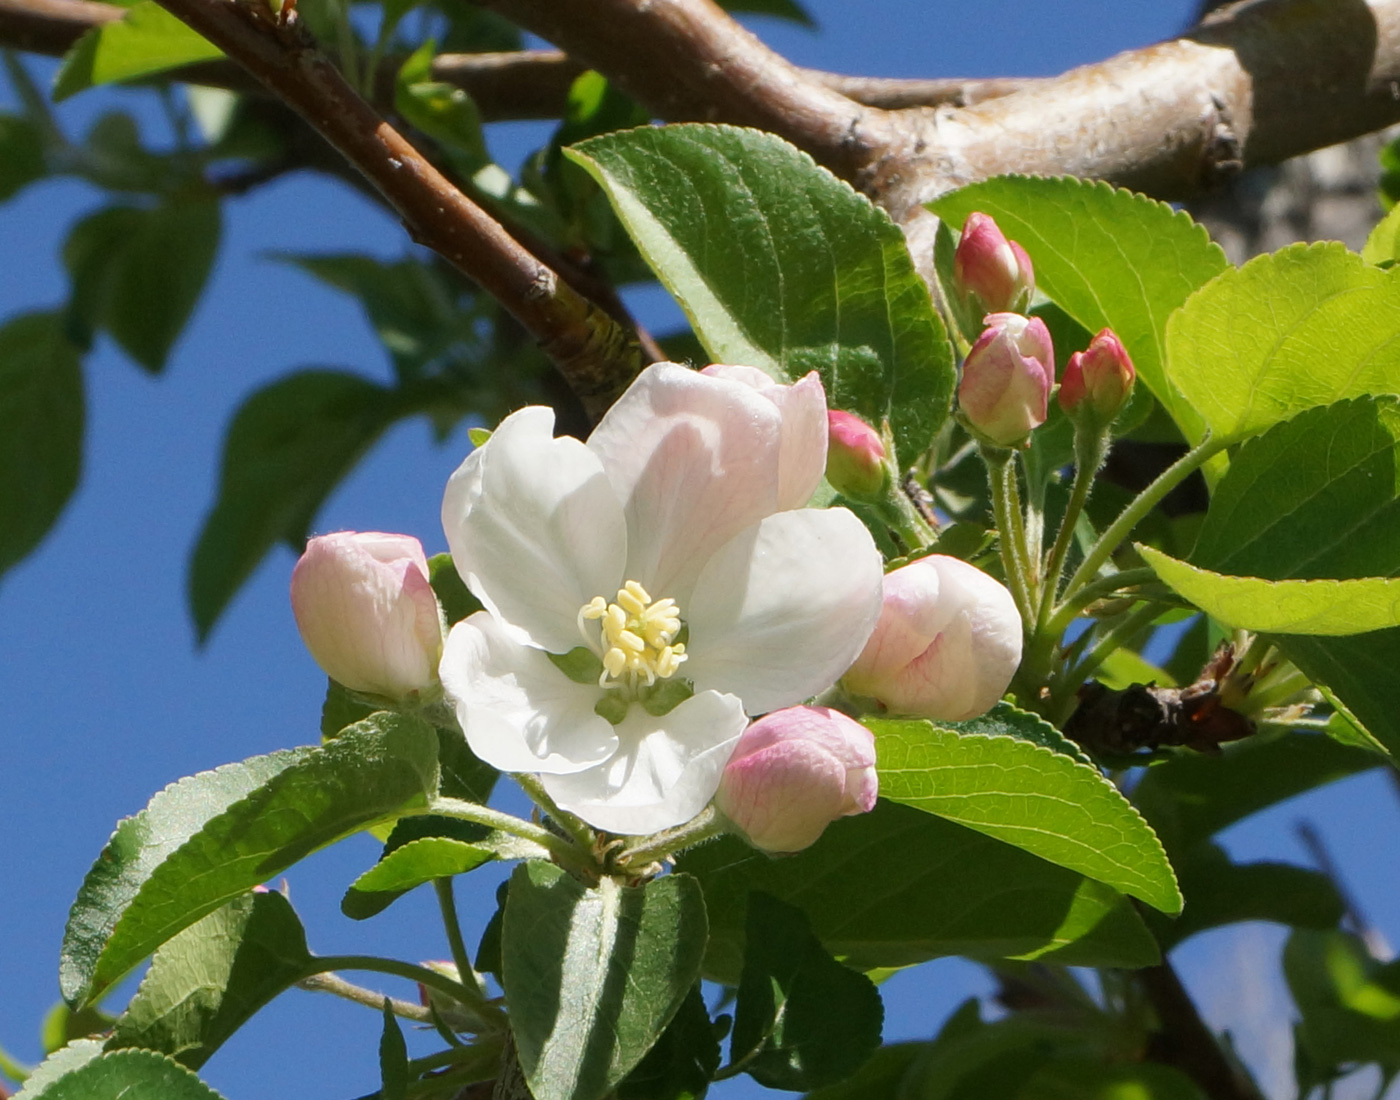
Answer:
[
  {"xmin": 677, "ymin": 800, "xmax": 1159, "ymax": 985},
  {"xmin": 565, "ymin": 124, "xmax": 955, "ymax": 462},
  {"xmin": 615, "ymin": 985, "xmax": 720, "ymax": 1100},
  {"xmin": 1139, "ymin": 545, "xmax": 1400, "ymax": 635},
  {"xmin": 189, "ymin": 369, "xmax": 393, "ymax": 640},
  {"xmin": 1165, "ymin": 243, "xmax": 1400, "ymax": 445},
  {"xmin": 61, "ymin": 713, "xmax": 438, "ymax": 1006},
  {"xmin": 342, "ymin": 836, "xmax": 497, "ymax": 920},
  {"xmin": 502, "ymin": 862, "xmax": 708, "ymax": 1100},
  {"xmin": 730, "ymin": 893, "xmax": 882, "ymax": 1091},
  {"xmin": 1285, "ymin": 930, "xmax": 1400, "ymax": 1075},
  {"xmin": 13, "ymin": 1040, "xmax": 105, "ymax": 1099},
  {"xmin": 53, "ymin": 2, "xmax": 222, "ymax": 100},
  {"xmin": 0, "ymin": 311, "xmax": 83, "ymax": 581},
  {"xmin": 871, "ymin": 709, "xmax": 1182, "ymax": 914},
  {"xmin": 379, "ymin": 1002, "xmax": 410, "ymax": 1100},
  {"xmin": 929, "ymin": 176, "xmax": 1228, "ymax": 436},
  {"xmin": 1362, "ymin": 204, "xmax": 1400, "ymax": 266},
  {"xmin": 106, "ymin": 891, "xmax": 313, "ymax": 1067},
  {"xmin": 14, "ymin": 1048, "xmax": 226, "ymax": 1100}
]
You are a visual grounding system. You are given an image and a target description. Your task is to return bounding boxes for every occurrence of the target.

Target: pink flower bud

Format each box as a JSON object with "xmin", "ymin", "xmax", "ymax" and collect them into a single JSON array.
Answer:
[
  {"xmin": 290, "ymin": 531, "xmax": 444, "ymax": 699},
  {"xmin": 958, "ymin": 313, "xmax": 1054, "ymax": 448},
  {"xmin": 842, "ymin": 555, "xmax": 1022, "ymax": 721},
  {"xmin": 825, "ymin": 410, "xmax": 888, "ymax": 498},
  {"xmin": 953, "ymin": 212, "xmax": 1035, "ymax": 316},
  {"xmin": 715, "ymin": 706, "xmax": 878, "ymax": 854},
  {"xmin": 1058, "ymin": 328, "xmax": 1136, "ymax": 422}
]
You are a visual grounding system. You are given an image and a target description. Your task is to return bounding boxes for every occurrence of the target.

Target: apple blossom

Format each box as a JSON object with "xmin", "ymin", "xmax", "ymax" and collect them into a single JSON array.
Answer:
[
  {"xmin": 290, "ymin": 532, "xmax": 444, "ymax": 699},
  {"xmin": 952, "ymin": 211, "xmax": 1035, "ymax": 317},
  {"xmin": 715, "ymin": 705, "xmax": 878, "ymax": 854},
  {"xmin": 842, "ymin": 554, "xmax": 1022, "ymax": 720},
  {"xmin": 825, "ymin": 410, "xmax": 888, "ymax": 499},
  {"xmin": 438, "ymin": 362, "xmax": 885, "ymax": 835},
  {"xmin": 958, "ymin": 313, "xmax": 1054, "ymax": 448}
]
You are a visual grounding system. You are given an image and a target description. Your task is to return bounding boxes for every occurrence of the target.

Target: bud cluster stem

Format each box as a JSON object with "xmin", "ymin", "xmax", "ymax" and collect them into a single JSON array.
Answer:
[
  {"xmin": 1038, "ymin": 427, "xmax": 1110, "ymax": 629},
  {"xmin": 984, "ymin": 447, "xmax": 1037, "ymax": 629}
]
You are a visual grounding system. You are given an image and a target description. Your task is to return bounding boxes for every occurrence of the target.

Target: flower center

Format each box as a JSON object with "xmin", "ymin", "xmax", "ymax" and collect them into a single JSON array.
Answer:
[{"xmin": 578, "ymin": 580, "xmax": 688, "ymax": 691}]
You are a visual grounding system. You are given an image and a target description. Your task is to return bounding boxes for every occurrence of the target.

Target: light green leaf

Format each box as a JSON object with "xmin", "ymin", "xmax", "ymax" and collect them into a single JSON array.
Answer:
[
  {"xmin": 107, "ymin": 891, "xmax": 312, "ymax": 1067},
  {"xmin": 0, "ymin": 311, "xmax": 83, "ymax": 581},
  {"xmin": 1363, "ymin": 205, "xmax": 1400, "ymax": 265},
  {"xmin": 730, "ymin": 893, "xmax": 882, "ymax": 1091},
  {"xmin": 502, "ymin": 862, "xmax": 707, "ymax": 1100},
  {"xmin": 678, "ymin": 800, "xmax": 1159, "ymax": 985},
  {"xmin": 1020, "ymin": 1060, "xmax": 1207, "ymax": 1100},
  {"xmin": 395, "ymin": 46, "xmax": 488, "ymax": 169},
  {"xmin": 1165, "ymin": 243, "xmax": 1400, "ymax": 445},
  {"xmin": 929, "ymin": 176, "xmax": 1227, "ymax": 436},
  {"xmin": 1139, "ymin": 544, "xmax": 1400, "ymax": 635},
  {"xmin": 189, "ymin": 370, "xmax": 393, "ymax": 640},
  {"xmin": 54, "ymin": 2, "xmax": 222, "ymax": 100},
  {"xmin": 13, "ymin": 1041, "xmax": 105, "ymax": 1099},
  {"xmin": 61, "ymin": 713, "xmax": 438, "ymax": 1006},
  {"xmin": 566, "ymin": 124, "xmax": 954, "ymax": 462},
  {"xmin": 14, "ymin": 1049, "xmax": 225, "ymax": 1100},
  {"xmin": 1286, "ymin": 930, "xmax": 1400, "ymax": 1073},
  {"xmin": 342, "ymin": 836, "xmax": 497, "ymax": 920},
  {"xmin": 871, "ymin": 709, "xmax": 1181, "ymax": 914}
]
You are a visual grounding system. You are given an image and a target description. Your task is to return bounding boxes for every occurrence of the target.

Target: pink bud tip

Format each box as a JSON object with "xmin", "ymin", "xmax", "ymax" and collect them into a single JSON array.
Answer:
[
  {"xmin": 715, "ymin": 706, "xmax": 878, "ymax": 854},
  {"xmin": 825, "ymin": 410, "xmax": 887, "ymax": 498},
  {"xmin": 1058, "ymin": 328, "xmax": 1136, "ymax": 422},
  {"xmin": 953, "ymin": 212, "xmax": 1035, "ymax": 316},
  {"xmin": 958, "ymin": 313, "xmax": 1054, "ymax": 448}
]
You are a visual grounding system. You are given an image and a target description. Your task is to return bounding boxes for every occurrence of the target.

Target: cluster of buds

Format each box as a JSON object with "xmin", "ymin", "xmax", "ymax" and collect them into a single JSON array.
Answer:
[
  {"xmin": 951, "ymin": 213, "xmax": 1135, "ymax": 449},
  {"xmin": 290, "ymin": 531, "xmax": 445, "ymax": 701}
]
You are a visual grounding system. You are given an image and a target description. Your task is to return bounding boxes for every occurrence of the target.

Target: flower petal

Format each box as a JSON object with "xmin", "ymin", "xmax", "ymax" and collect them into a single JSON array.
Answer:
[
  {"xmin": 587, "ymin": 362, "xmax": 784, "ymax": 602},
  {"xmin": 439, "ymin": 612, "xmax": 618, "ymax": 775},
  {"xmin": 684, "ymin": 507, "xmax": 884, "ymax": 714},
  {"xmin": 442, "ymin": 406, "xmax": 626, "ymax": 653},
  {"xmin": 701, "ymin": 365, "xmax": 828, "ymax": 509},
  {"xmin": 539, "ymin": 690, "xmax": 747, "ymax": 834}
]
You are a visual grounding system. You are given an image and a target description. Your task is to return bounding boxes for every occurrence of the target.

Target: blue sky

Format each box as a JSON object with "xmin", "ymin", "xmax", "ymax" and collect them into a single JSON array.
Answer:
[{"xmin": 7, "ymin": 2, "xmax": 1400, "ymax": 1097}]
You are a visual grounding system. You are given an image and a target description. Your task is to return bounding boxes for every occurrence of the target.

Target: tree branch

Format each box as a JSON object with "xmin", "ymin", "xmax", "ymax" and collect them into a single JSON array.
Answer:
[
  {"xmin": 143, "ymin": 0, "xmax": 642, "ymax": 418},
  {"xmin": 1139, "ymin": 958, "xmax": 1266, "ymax": 1100}
]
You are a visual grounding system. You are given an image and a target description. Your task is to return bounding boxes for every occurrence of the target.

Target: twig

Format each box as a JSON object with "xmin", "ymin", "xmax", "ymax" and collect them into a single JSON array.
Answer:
[
  {"xmin": 1296, "ymin": 819, "xmax": 1392, "ymax": 960},
  {"xmin": 298, "ymin": 971, "xmax": 435, "ymax": 1022},
  {"xmin": 147, "ymin": 0, "xmax": 643, "ymax": 419}
]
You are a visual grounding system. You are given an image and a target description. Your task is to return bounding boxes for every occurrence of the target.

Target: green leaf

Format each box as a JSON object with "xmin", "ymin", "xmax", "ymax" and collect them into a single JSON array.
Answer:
[
  {"xmin": 731, "ymin": 893, "xmax": 882, "ymax": 1091},
  {"xmin": 395, "ymin": 48, "xmax": 489, "ymax": 169},
  {"xmin": 13, "ymin": 1041, "xmax": 104, "ymax": 1099},
  {"xmin": 1165, "ymin": 243, "xmax": 1400, "ymax": 445},
  {"xmin": 803, "ymin": 1042, "xmax": 922, "ymax": 1100},
  {"xmin": 716, "ymin": 0, "xmax": 814, "ymax": 24},
  {"xmin": 1191, "ymin": 398, "xmax": 1400, "ymax": 581},
  {"xmin": 615, "ymin": 985, "xmax": 720, "ymax": 1100},
  {"xmin": 1286, "ymin": 930, "xmax": 1400, "ymax": 1073},
  {"xmin": 1132, "ymin": 732, "xmax": 1379, "ymax": 852},
  {"xmin": 1363, "ymin": 204, "xmax": 1400, "ymax": 266},
  {"xmin": 14, "ymin": 1049, "xmax": 225, "ymax": 1100},
  {"xmin": 502, "ymin": 862, "xmax": 708, "ymax": 1100},
  {"xmin": 53, "ymin": 2, "xmax": 222, "ymax": 100},
  {"xmin": 1019, "ymin": 1059, "xmax": 1207, "ymax": 1100},
  {"xmin": 929, "ymin": 176, "xmax": 1228, "ymax": 436},
  {"xmin": 1276, "ymin": 631, "xmax": 1400, "ymax": 758},
  {"xmin": 189, "ymin": 370, "xmax": 393, "ymax": 640},
  {"xmin": 0, "ymin": 114, "xmax": 46, "ymax": 200},
  {"xmin": 1139, "ymin": 544, "xmax": 1400, "ymax": 635},
  {"xmin": 565, "ymin": 124, "xmax": 954, "ymax": 462},
  {"xmin": 678, "ymin": 801, "xmax": 1159, "ymax": 986},
  {"xmin": 61, "ymin": 713, "xmax": 438, "ymax": 1006},
  {"xmin": 0, "ymin": 311, "xmax": 83, "ymax": 580},
  {"xmin": 428, "ymin": 551, "xmax": 483, "ymax": 627},
  {"xmin": 41, "ymin": 1005, "xmax": 115, "ymax": 1056},
  {"xmin": 106, "ymin": 891, "xmax": 312, "ymax": 1067},
  {"xmin": 342, "ymin": 837, "xmax": 496, "ymax": 920},
  {"xmin": 379, "ymin": 1002, "xmax": 409, "ymax": 1100},
  {"xmin": 871, "ymin": 708, "xmax": 1182, "ymax": 914}
]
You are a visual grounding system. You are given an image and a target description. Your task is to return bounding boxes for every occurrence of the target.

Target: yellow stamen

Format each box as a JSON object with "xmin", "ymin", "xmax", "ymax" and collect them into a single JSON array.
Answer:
[{"xmin": 578, "ymin": 580, "xmax": 689, "ymax": 691}]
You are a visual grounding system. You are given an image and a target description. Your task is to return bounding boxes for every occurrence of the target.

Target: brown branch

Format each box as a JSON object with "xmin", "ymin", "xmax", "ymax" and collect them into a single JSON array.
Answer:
[
  {"xmin": 140, "ymin": 0, "xmax": 641, "ymax": 419},
  {"xmin": 1140, "ymin": 958, "xmax": 1266, "ymax": 1100}
]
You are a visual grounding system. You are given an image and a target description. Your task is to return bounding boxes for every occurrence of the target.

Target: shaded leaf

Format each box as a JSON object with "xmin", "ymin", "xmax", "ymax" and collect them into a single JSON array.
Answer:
[
  {"xmin": 566, "ymin": 124, "xmax": 954, "ymax": 462},
  {"xmin": 615, "ymin": 985, "xmax": 720, "ymax": 1100},
  {"xmin": 14, "ymin": 1049, "xmax": 225, "ymax": 1100},
  {"xmin": 379, "ymin": 1002, "xmax": 409, "ymax": 1100},
  {"xmin": 0, "ymin": 114, "xmax": 46, "ymax": 200},
  {"xmin": 1286, "ymin": 929, "xmax": 1400, "ymax": 1073},
  {"xmin": 12, "ymin": 1041, "xmax": 104, "ymax": 1099}
]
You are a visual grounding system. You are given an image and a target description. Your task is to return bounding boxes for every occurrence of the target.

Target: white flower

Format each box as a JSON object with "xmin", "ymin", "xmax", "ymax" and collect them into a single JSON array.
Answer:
[{"xmin": 438, "ymin": 362, "xmax": 885, "ymax": 835}]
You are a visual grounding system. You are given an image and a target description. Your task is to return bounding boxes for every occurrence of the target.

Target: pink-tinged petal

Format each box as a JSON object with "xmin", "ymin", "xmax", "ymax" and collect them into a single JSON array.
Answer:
[
  {"xmin": 683, "ymin": 507, "xmax": 885, "ymax": 715},
  {"xmin": 439, "ymin": 612, "xmax": 618, "ymax": 775},
  {"xmin": 716, "ymin": 739, "xmax": 847, "ymax": 853},
  {"xmin": 587, "ymin": 362, "xmax": 783, "ymax": 602},
  {"xmin": 442, "ymin": 406, "xmax": 626, "ymax": 653},
  {"xmin": 701, "ymin": 365, "xmax": 828, "ymax": 509},
  {"xmin": 539, "ymin": 690, "xmax": 747, "ymax": 834}
]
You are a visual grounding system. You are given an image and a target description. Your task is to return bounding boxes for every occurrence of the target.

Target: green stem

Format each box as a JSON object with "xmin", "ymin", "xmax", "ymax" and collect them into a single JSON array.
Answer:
[
  {"xmin": 435, "ymin": 879, "xmax": 476, "ymax": 987},
  {"xmin": 618, "ymin": 806, "xmax": 727, "ymax": 869},
  {"xmin": 1062, "ymin": 434, "xmax": 1226, "ymax": 601},
  {"xmin": 297, "ymin": 971, "xmax": 433, "ymax": 1022},
  {"xmin": 986, "ymin": 449, "xmax": 1037, "ymax": 628},
  {"xmin": 1039, "ymin": 430, "xmax": 1108, "ymax": 628},
  {"xmin": 1046, "ymin": 568, "xmax": 1159, "ymax": 638},
  {"xmin": 1054, "ymin": 602, "xmax": 1164, "ymax": 716},
  {"xmin": 515, "ymin": 773, "xmax": 596, "ymax": 850},
  {"xmin": 308, "ymin": 954, "xmax": 492, "ymax": 1011},
  {"xmin": 877, "ymin": 487, "xmax": 937, "ymax": 552},
  {"xmin": 428, "ymin": 796, "xmax": 588, "ymax": 874}
]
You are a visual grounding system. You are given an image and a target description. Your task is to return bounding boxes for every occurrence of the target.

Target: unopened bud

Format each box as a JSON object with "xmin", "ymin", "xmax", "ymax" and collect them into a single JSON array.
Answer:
[
  {"xmin": 953, "ymin": 212, "xmax": 1035, "ymax": 316},
  {"xmin": 842, "ymin": 555, "xmax": 1022, "ymax": 721},
  {"xmin": 715, "ymin": 706, "xmax": 878, "ymax": 854},
  {"xmin": 825, "ymin": 410, "xmax": 888, "ymax": 499},
  {"xmin": 958, "ymin": 313, "xmax": 1054, "ymax": 448},
  {"xmin": 290, "ymin": 531, "xmax": 444, "ymax": 699},
  {"xmin": 1058, "ymin": 328, "xmax": 1135, "ymax": 424}
]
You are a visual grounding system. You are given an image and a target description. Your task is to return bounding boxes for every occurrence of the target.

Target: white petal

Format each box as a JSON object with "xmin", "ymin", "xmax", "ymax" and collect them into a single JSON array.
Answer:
[
  {"xmin": 439, "ymin": 613, "xmax": 618, "ymax": 775},
  {"xmin": 702, "ymin": 366, "xmax": 828, "ymax": 509},
  {"xmin": 539, "ymin": 690, "xmax": 747, "ymax": 835},
  {"xmin": 587, "ymin": 362, "xmax": 783, "ymax": 602},
  {"xmin": 684, "ymin": 508, "xmax": 885, "ymax": 714},
  {"xmin": 442, "ymin": 406, "xmax": 626, "ymax": 653}
]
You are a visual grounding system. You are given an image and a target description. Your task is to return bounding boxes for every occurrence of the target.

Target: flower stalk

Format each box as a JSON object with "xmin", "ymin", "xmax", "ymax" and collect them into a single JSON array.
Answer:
[{"xmin": 984, "ymin": 447, "xmax": 1036, "ymax": 628}]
